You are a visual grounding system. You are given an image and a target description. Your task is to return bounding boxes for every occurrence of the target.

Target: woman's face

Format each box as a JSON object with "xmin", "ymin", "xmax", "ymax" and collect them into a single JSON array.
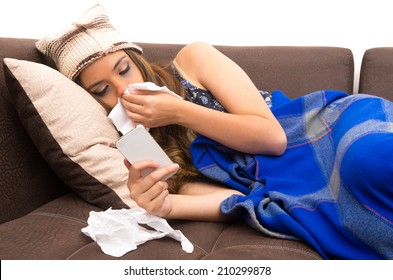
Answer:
[{"xmin": 78, "ymin": 50, "xmax": 144, "ymax": 112}]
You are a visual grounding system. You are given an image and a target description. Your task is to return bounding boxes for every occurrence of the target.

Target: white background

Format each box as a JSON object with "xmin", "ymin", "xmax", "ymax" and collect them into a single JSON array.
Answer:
[
  {"xmin": 2, "ymin": 260, "xmax": 392, "ymax": 279},
  {"xmin": 1, "ymin": 0, "xmax": 393, "ymax": 92},
  {"xmin": 1, "ymin": 1, "xmax": 393, "ymax": 274}
]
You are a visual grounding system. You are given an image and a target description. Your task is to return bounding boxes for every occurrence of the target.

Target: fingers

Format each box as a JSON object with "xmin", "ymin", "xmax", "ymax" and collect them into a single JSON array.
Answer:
[
  {"xmin": 123, "ymin": 89, "xmax": 156, "ymax": 98},
  {"xmin": 127, "ymin": 160, "xmax": 160, "ymax": 181},
  {"xmin": 146, "ymin": 189, "xmax": 171, "ymax": 215},
  {"xmin": 121, "ymin": 90, "xmax": 151, "ymax": 106},
  {"xmin": 126, "ymin": 162, "xmax": 178, "ymax": 217},
  {"xmin": 121, "ymin": 98, "xmax": 144, "ymax": 117},
  {"xmin": 123, "ymin": 158, "xmax": 131, "ymax": 169},
  {"xmin": 121, "ymin": 91, "xmax": 177, "ymax": 128},
  {"xmin": 137, "ymin": 186, "xmax": 171, "ymax": 217},
  {"xmin": 120, "ymin": 95, "xmax": 147, "ymax": 126},
  {"xmin": 127, "ymin": 160, "xmax": 179, "ymax": 194},
  {"xmin": 133, "ymin": 180, "xmax": 169, "ymax": 208}
]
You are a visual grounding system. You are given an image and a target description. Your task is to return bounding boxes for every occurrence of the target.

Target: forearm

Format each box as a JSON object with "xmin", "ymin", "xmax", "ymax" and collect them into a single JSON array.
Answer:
[
  {"xmin": 165, "ymin": 188, "xmax": 242, "ymax": 222},
  {"xmin": 172, "ymin": 42, "xmax": 287, "ymax": 156},
  {"xmin": 175, "ymin": 100, "xmax": 286, "ymax": 155}
]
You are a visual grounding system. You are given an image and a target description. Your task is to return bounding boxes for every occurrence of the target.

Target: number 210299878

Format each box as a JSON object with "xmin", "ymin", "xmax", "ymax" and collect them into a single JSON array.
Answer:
[{"xmin": 217, "ymin": 266, "xmax": 272, "ymax": 276}]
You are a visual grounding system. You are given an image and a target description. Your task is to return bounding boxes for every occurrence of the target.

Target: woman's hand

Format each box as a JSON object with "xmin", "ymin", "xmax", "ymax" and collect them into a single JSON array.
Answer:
[
  {"xmin": 124, "ymin": 159, "xmax": 243, "ymax": 221},
  {"xmin": 124, "ymin": 159, "xmax": 180, "ymax": 217},
  {"xmin": 121, "ymin": 90, "xmax": 182, "ymax": 128}
]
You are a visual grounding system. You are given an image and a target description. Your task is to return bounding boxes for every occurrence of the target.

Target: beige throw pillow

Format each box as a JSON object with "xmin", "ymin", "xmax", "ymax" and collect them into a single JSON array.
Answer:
[{"xmin": 3, "ymin": 58, "xmax": 137, "ymax": 209}]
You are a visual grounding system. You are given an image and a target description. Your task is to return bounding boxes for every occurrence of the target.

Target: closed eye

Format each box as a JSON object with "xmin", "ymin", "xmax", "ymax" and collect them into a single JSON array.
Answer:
[
  {"xmin": 119, "ymin": 63, "xmax": 130, "ymax": 75},
  {"xmin": 95, "ymin": 85, "xmax": 109, "ymax": 97}
]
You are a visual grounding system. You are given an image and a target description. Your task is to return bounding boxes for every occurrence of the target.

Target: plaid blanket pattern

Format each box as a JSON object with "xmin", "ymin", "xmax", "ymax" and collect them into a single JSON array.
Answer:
[{"xmin": 190, "ymin": 90, "xmax": 393, "ymax": 259}]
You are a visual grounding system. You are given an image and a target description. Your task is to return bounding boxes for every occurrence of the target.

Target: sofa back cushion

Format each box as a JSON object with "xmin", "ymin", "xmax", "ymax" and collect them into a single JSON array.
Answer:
[
  {"xmin": 0, "ymin": 38, "xmax": 69, "ymax": 223},
  {"xmin": 140, "ymin": 43, "xmax": 355, "ymax": 98}
]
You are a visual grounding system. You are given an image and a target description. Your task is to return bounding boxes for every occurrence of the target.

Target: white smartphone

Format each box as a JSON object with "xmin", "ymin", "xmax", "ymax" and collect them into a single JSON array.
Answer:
[{"xmin": 116, "ymin": 125, "xmax": 176, "ymax": 180}]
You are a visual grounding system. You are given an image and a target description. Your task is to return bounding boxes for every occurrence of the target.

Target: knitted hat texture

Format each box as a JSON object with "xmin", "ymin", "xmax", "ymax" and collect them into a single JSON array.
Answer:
[{"xmin": 36, "ymin": 4, "xmax": 142, "ymax": 80}]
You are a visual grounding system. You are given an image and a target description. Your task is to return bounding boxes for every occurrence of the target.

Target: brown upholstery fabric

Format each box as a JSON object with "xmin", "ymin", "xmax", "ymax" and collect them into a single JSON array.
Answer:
[
  {"xmin": 0, "ymin": 38, "xmax": 69, "ymax": 224},
  {"xmin": 140, "ymin": 43, "xmax": 355, "ymax": 98},
  {"xmin": 3, "ymin": 58, "xmax": 133, "ymax": 211},
  {"xmin": 359, "ymin": 47, "xmax": 393, "ymax": 101},
  {"xmin": 1, "ymin": 37, "xmax": 356, "ymax": 259},
  {"xmin": 0, "ymin": 193, "xmax": 321, "ymax": 260}
]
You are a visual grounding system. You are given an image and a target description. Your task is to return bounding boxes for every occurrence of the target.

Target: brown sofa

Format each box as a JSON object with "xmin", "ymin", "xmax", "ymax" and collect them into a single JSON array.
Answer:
[
  {"xmin": 0, "ymin": 37, "xmax": 358, "ymax": 260},
  {"xmin": 359, "ymin": 47, "xmax": 393, "ymax": 101}
]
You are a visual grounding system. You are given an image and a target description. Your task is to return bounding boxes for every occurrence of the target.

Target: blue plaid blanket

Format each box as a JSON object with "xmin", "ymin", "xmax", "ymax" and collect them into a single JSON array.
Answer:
[{"xmin": 190, "ymin": 90, "xmax": 393, "ymax": 259}]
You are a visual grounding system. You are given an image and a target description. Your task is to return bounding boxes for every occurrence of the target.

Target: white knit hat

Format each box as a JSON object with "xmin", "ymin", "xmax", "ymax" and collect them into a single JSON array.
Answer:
[{"xmin": 36, "ymin": 4, "xmax": 142, "ymax": 81}]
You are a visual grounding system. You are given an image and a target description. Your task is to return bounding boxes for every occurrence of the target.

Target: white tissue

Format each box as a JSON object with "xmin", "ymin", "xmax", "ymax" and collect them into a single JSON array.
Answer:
[
  {"xmin": 124, "ymin": 82, "xmax": 183, "ymax": 99},
  {"xmin": 81, "ymin": 208, "xmax": 194, "ymax": 257},
  {"xmin": 107, "ymin": 98, "xmax": 135, "ymax": 135},
  {"xmin": 108, "ymin": 82, "xmax": 183, "ymax": 135}
]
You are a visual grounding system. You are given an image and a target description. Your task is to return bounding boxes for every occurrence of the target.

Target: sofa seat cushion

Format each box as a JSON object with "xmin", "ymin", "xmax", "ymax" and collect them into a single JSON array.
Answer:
[
  {"xmin": 0, "ymin": 192, "xmax": 320, "ymax": 260},
  {"xmin": 201, "ymin": 222, "xmax": 322, "ymax": 260},
  {"xmin": 0, "ymin": 193, "xmax": 97, "ymax": 259},
  {"xmin": 68, "ymin": 220, "xmax": 321, "ymax": 260}
]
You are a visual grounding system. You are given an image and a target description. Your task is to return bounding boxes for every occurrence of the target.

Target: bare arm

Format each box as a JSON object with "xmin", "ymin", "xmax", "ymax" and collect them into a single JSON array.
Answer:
[
  {"xmin": 122, "ymin": 42, "xmax": 286, "ymax": 155},
  {"xmin": 126, "ymin": 160, "xmax": 242, "ymax": 221},
  {"xmin": 173, "ymin": 42, "xmax": 287, "ymax": 155},
  {"xmin": 167, "ymin": 182, "xmax": 242, "ymax": 221}
]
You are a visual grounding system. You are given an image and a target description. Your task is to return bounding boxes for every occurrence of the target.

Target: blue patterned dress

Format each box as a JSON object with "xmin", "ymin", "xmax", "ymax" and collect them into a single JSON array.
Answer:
[{"xmin": 171, "ymin": 64, "xmax": 272, "ymax": 111}]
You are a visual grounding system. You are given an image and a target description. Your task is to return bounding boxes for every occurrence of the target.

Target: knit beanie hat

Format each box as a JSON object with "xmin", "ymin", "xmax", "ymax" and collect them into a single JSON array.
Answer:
[{"xmin": 36, "ymin": 4, "xmax": 143, "ymax": 81}]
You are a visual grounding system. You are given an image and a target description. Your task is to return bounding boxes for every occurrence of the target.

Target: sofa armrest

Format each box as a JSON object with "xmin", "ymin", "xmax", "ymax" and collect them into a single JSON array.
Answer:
[
  {"xmin": 0, "ymin": 38, "xmax": 69, "ymax": 224},
  {"xmin": 359, "ymin": 47, "xmax": 393, "ymax": 101}
]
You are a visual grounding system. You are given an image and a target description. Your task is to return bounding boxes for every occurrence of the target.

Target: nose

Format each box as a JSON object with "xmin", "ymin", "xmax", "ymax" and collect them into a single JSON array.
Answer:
[{"xmin": 114, "ymin": 78, "xmax": 129, "ymax": 97}]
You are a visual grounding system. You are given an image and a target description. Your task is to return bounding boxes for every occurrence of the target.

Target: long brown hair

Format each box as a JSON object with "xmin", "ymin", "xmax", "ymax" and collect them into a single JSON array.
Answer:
[{"xmin": 125, "ymin": 49, "xmax": 209, "ymax": 193}]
